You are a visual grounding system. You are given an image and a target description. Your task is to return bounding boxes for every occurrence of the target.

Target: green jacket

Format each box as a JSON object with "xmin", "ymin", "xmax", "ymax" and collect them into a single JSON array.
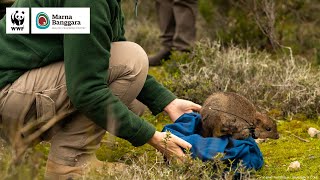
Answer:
[{"xmin": 0, "ymin": 0, "xmax": 176, "ymax": 146}]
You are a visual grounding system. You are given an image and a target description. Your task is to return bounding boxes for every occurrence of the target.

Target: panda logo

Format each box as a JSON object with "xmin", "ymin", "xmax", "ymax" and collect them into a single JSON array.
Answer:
[{"xmin": 11, "ymin": 10, "xmax": 25, "ymax": 26}]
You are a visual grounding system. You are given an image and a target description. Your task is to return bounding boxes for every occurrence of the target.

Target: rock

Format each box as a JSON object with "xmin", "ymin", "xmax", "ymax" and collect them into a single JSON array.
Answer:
[
  {"xmin": 288, "ymin": 161, "xmax": 300, "ymax": 171},
  {"xmin": 308, "ymin": 127, "xmax": 320, "ymax": 138},
  {"xmin": 255, "ymin": 138, "xmax": 266, "ymax": 144}
]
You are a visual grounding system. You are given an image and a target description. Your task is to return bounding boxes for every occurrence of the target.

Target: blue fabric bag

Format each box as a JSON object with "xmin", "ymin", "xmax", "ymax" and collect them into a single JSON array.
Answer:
[{"xmin": 162, "ymin": 112, "xmax": 264, "ymax": 170}]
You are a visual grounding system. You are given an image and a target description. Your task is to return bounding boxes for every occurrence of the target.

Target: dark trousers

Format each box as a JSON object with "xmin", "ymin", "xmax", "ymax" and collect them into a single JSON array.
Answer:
[{"xmin": 156, "ymin": 0, "xmax": 198, "ymax": 51}]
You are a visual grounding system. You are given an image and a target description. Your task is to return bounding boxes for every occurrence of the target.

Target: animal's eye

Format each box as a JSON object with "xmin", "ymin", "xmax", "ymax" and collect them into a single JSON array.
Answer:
[{"xmin": 266, "ymin": 127, "xmax": 272, "ymax": 131}]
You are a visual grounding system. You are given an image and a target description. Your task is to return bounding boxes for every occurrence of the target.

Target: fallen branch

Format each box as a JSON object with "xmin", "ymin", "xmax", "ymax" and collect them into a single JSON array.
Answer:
[{"xmin": 285, "ymin": 131, "xmax": 310, "ymax": 143}]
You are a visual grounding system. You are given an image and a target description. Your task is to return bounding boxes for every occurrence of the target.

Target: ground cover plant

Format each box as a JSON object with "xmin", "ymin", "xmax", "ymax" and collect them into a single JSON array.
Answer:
[{"xmin": 1, "ymin": 0, "xmax": 320, "ymax": 179}]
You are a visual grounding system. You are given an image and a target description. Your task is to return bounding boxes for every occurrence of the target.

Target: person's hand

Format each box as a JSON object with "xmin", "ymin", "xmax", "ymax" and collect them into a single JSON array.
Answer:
[
  {"xmin": 164, "ymin": 98, "xmax": 202, "ymax": 122},
  {"xmin": 148, "ymin": 131, "xmax": 192, "ymax": 162}
]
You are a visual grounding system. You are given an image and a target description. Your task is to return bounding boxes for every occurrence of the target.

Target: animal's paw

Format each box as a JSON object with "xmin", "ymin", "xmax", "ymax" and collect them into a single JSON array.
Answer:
[{"xmin": 232, "ymin": 129, "xmax": 250, "ymax": 140}]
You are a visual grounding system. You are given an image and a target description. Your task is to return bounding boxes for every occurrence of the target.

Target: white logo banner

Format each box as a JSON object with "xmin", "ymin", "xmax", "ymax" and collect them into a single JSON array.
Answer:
[
  {"xmin": 31, "ymin": 8, "xmax": 90, "ymax": 34},
  {"xmin": 6, "ymin": 8, "xmax": 30, "ymax": 34}
]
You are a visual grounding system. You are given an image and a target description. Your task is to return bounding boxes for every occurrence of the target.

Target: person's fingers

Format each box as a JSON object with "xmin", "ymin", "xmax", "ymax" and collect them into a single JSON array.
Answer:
[
  {"xmin": 189, "ymin": 102, "xmax": 202, "ymax": 112},
  {"xmin": 170, "ymin": 145, "xmax": 185, "ymax": 157},
  {"xmin": 171, "ymin": 134, "xmax": 192, "ymax": 150}
]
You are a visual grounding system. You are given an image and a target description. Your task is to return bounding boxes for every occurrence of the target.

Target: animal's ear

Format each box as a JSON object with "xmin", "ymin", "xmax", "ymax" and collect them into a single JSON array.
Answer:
[{"xmin": 254, "ymin": 112, "xmax": 263, "ymax": 125}]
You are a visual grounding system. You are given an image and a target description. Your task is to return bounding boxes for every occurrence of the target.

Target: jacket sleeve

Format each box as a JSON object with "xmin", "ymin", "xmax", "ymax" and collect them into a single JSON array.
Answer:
[
  {"xmin": 137, "ymin": 75, "xmax": 177, "ymax": 115},
  {"xmin": 118, "ymin": 11, "xmax": 126, "ymax": 41},
  {"xmin": 63, "ymin": 0, "xmax": 155, "ymax": 147}
]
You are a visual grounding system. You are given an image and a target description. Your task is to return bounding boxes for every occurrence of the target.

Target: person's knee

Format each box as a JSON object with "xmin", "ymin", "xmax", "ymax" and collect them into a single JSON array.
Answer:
[
  {"xmin": 126, "ymin": 41, "xmax": 149, "ymax": 75},
  {"xmin": 110, "ymin": 41, "xmax": 148, "ymax": 78}
]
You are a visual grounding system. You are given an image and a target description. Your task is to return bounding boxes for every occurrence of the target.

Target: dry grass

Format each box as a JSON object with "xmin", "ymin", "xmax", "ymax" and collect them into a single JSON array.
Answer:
[
  {"xmin": 83, "ymin": 152, "xmax": 253, "ymax": 180},
  {"xmin": 163, "ymin": 39, "xmax": 320, "ymax": 119}
]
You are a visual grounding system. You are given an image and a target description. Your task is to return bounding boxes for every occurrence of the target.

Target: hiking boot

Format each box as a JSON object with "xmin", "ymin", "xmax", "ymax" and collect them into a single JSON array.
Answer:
[
  {"xmin": 45, "ymin": 159, "xmax": 83, "ymax": 180},
  {"xmin": 148, "ymin": 48, "xmax": 171, "ymax": 66}
]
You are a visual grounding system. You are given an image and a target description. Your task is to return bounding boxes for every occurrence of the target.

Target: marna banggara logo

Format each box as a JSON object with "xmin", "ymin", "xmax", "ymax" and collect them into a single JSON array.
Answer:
[
  {"xmin": 31, "ymin": 8, "xmax": 89, "ymax": 34},
  {"xmin": 51, "ymin": 14, "xmax": 81, "ymax": 26},
  {"xmin": 36, "ymin": 12, "xmax": 50, "ymax": 29},
  {"xmin": 11, "ymin": 10, "xmax": 25, "ymax": 31}
]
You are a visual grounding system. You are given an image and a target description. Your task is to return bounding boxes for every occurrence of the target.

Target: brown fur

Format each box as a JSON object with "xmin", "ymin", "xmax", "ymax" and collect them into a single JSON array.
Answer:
[{"xmin": 200, "ymin": 92, "xmax": 279, "ymax": 140}]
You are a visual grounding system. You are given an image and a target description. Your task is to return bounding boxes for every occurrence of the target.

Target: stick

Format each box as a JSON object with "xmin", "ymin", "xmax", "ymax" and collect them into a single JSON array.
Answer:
[{"xmin": 285, "ymin": 131, "xmax": 310, "ymax": 142}]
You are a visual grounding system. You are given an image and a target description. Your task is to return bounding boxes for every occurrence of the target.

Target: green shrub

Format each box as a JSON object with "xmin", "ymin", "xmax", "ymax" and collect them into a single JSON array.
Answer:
[
  {"xmin": 163, "ymin": 39, "xmax": 320, "ymax": 118},
  {"xmin": 198, "ymin": 0, "xmax": 320, "ymax": 62}
]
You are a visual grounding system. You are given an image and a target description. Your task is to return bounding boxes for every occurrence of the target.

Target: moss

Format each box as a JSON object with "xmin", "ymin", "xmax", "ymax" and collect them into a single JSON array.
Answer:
[{"xmin": 256, "ymin": 119, "xmax": 320, "ymax": 178}]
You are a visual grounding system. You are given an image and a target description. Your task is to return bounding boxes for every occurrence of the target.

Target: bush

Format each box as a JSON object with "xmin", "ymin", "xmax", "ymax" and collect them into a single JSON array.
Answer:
[
  {"xmin": 198, "ymin": 0, "xmax": 320, "ymax": 62},
  {"xmin": 163, "ymin": 39, "xmax": 320, "ymax": 118},
  {"xmin": 124, "ymin": 0, "xmax": 320, "ymax": 62},
  {"xmin": 84, "ymin": 152, "xmax": 253, "ymax": 180}
]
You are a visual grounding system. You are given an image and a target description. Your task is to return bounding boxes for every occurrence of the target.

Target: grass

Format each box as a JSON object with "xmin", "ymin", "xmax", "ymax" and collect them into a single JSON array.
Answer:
[
  {"xmin": 2, "ymin": 112, "xmax": 320, "ymax": 179},
  {"xmin": 159, "ymin": 40, "xmax": 320, "ymax": 119}
]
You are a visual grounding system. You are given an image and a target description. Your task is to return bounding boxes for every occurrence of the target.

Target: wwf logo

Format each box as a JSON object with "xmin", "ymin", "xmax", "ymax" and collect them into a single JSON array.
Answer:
[
  {"xmin": 6, "ymin": 8, "xmax": 29, "ymax": 34},
  {"xmin": 11, "ymin": 10, "xmax": 25, "ymax": 26}
]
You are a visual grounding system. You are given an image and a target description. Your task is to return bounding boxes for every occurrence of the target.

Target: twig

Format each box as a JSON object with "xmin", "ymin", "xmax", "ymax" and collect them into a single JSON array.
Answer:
[
  {"xmin": 285, "ymin": 131, "xmax": 310, "ymax": 142},
  {"xmin": 100, "ymin": 140, "xmax": 118, "ymax": 147},
  {"xmin": 12, "ymin": 109, "xmax": 75, "ymax": 164}
]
